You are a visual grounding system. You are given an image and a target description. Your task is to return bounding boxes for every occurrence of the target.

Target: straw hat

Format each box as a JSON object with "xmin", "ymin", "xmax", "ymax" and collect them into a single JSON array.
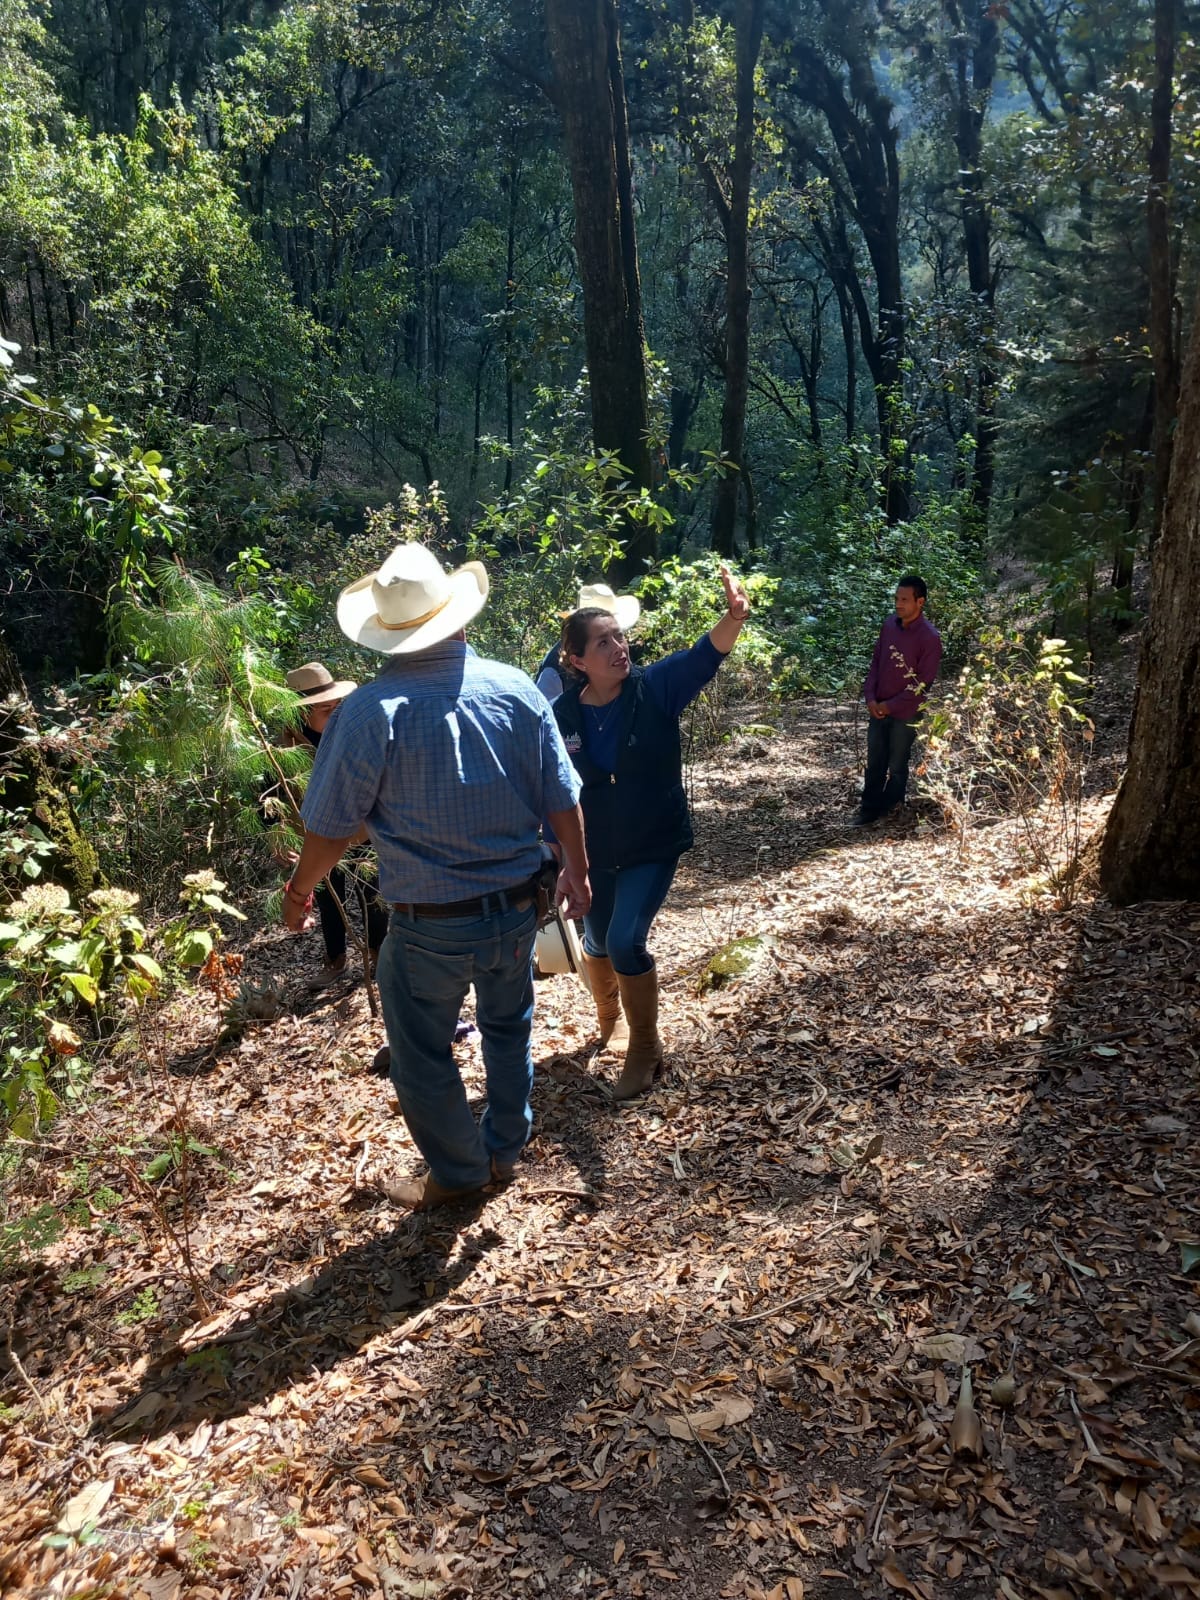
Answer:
[
  {"xmin": 576, "ymin": 582, "xmax": 640, "ymax": 631},
  {"xmin": 285, "ymin": 661, "xmax": 357, "ymax": 706},
  {"xmin": 337, "ymin": 543, "xmax": 489, "ymax": 655},
  {"xmin": 534, "ymin": 912, "xmax": 592, "ymax": 992}
]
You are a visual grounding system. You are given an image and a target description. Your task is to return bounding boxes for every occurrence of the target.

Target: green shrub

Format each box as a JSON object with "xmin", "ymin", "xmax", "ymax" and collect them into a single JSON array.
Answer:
[
  {"xmin": 770, "ymin": 473, "xmax": 984, "ymax": 696},
  {"xmin": 0, "ymin": 867, "xmax": 158, "ymax": 1138},
  {"xmin": 922, "ymin": 627, "xmax": 1094, "ymax": 898}
]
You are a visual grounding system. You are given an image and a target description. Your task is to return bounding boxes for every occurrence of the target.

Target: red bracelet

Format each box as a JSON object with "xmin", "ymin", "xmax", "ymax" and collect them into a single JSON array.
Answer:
[{"xmin": 284, "ymin": 879, "xmax": 313, "ymax": 908}]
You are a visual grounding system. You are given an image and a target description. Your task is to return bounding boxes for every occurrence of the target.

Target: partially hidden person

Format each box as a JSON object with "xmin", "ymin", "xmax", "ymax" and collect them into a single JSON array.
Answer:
[
  {"xmin": 552, "ymin": 563, "xmax": 750, "ymax": 1100},
  {"xmin": 535, "ymin": 582, "xmax": 641, "ymax": 704},
  {"xmin": 281, "ymin": 544, "xmax": 590, "ymax": 1210},
  {"xmin": 267, "ymin": 662, "xmax": 390, "ymax": 989},
  {"xmin": 855, "ymin": 574, "xmax": 943, "ymax": 826}
]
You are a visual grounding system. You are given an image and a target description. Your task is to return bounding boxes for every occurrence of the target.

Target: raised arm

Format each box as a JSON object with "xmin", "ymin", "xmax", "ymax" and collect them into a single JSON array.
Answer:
[{"xmin": 707, "ymin": 563, "xmax": 751, "ymax": 656}]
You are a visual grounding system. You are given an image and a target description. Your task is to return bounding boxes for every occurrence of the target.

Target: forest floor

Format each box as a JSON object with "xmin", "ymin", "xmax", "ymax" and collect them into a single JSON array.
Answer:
[{"xmin": 2, "ymin": 682, "xmax": 1199, "ymax": 1600}]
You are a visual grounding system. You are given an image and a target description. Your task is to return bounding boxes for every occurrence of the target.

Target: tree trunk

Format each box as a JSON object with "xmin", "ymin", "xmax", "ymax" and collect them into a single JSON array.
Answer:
[
  {"xmin": 710, "ymin": 0, "xmax": 766, "ymax": 558},
  {"xmin": 0, "ymin": 633, "xmax": 104, "ymax": 906},
  {"xmin": 1099, "ymin": 287, "xmax": 1200, "ymax": 903},
  {"xmin": 105, "ymin": 0, "xmax": 148, "ymax": 134},
  {"xmin": 1112, "ymin": 388, "xmax": 1154, "ymax": 622},
  {"xmin": 503, "ymin": 156, "xmax": 520, "ymax": 495},
  {"xmin": 544, "ymin": 0, "xmax": 654, "ymax": 576},
  {"xmin": 947, "ymin": 0, "xmax": 1000, "ymax": 539},
  {"xmin": 775, "ymin": 28, "xmax": 911, "ymax": 519},
  {"xmin": 1147, "ymin": 0, "xmax": 1179, "ymax": 546}
]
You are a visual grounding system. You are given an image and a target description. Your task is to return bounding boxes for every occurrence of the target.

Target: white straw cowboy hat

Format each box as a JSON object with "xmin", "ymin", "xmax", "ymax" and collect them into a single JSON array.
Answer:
[
  {"xmin": 575, "ymin": 582, "xmax": 640, "ymax": 631},
  {"xmin": 285, "ymin": 661, "xmax": 357, "ymax": 706},
  {"xmin": 337, "ymin": 543, "xmax": 489, "ymax": 655},
  {"xmin": 534, "ymin": 907, "xmax": 592, "ymax": 993}
]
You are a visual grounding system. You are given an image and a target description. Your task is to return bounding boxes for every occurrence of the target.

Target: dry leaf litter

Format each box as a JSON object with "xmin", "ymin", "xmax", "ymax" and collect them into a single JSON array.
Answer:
[{"xmin": 1, "ymin": 696, "xmax": 1197, "ymax": 1600}]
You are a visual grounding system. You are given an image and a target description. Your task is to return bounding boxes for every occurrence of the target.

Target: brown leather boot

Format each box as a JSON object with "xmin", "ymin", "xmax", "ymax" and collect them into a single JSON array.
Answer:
[
  {"xmin": 612, "ymin": 966, "xmax": 664, "ymax": 1100},
  {"xmin": 581, "ymin": 952, "xmax": 629, "ymax": 1050}
]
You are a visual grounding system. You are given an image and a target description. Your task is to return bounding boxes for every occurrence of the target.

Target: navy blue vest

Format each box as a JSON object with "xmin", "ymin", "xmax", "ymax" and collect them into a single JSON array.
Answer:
[{"xmin": 554, "ymin": 669, "xmax": 693, "ymax": 870}]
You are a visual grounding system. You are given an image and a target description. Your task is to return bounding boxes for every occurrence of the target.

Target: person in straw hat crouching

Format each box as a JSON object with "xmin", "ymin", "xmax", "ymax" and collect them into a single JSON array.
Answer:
[
  {"xmin": 281, "ymin": 543, "xmax": 590, "ymax": 1210},
  {"xmin": 266, "ymin": 661, "xmax": 390, "ymax": 990}
]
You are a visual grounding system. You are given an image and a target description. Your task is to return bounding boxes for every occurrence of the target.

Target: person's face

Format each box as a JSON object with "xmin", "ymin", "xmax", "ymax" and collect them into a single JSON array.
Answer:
[
  {"xmin": 304, "ymin": 699, "xmax": 340, "ymax": 734},
  {"xmin": 569, "ymin": 615, "xmax": 631, "ymax": 687},
  {"xmin": 895, "ymin": 586, "xmax": 924, "ymax": 625}
]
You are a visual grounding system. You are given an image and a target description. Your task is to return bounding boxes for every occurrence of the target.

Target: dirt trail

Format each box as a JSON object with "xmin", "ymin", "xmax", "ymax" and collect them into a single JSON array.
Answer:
[{"xmin": 2, "ymin": 701, "xmax": 1198, "ymax": 1600}]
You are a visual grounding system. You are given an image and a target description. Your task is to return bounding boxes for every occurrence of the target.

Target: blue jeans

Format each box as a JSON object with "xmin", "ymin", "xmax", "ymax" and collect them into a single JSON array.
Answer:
[
  {"xmin": 376, "ymin": 902, "xmax": 538, "ymax": 1190},
  {"xmin": 862, "ymin": 714, "xmax": 918, "ymax": 819},
  {"xmin": 583, "ymin": 858, "xmax": 679, "ymax": 976}
]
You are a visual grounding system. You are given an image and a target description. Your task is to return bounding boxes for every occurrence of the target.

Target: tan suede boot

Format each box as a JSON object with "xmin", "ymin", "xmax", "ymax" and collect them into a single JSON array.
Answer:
[
  {"xmin": 377, "ymin": 1172, "xmax": 489, "ymax": 1210},
  {"xmin": 612, "ymin": 966, "xmax": 664, "ymax": 1100},
  {"xmin": 581, "ymin": 952, "xmax": 629, "ymax": 1050}
]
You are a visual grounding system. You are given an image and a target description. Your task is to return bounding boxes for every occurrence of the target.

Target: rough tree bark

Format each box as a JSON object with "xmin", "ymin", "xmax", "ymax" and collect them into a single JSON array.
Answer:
[
  {"xmin": 1099, "ymin": 287, "xmax": 1200, "ymax": 903},
  {"xmin": 544, "ymin": 0, "xmax": 654, "ymax": 578},
  {"xmin": 945, "ymin": 0, "xmax": 1000, "ymax": 538},
  {"xmin": 769, "ymin": 5, "xmax": 911, "ymax": 521},
  {"xmin": 707, "ymin": 0, "xmax": 766, "ymax": 559}
]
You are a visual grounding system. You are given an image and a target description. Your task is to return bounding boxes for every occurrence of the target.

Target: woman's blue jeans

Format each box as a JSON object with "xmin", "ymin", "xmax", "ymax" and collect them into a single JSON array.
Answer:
[
  {"xmin": 376, "ymin": 902, "xmax": 537, "ymax": 1190},
  {"xmin": 583, "ymin": 857, "xmax": 679, "ymax": 976}
]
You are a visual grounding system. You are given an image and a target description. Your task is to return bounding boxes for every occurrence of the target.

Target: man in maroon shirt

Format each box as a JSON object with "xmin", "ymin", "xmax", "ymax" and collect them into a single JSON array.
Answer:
[{"xmin": 854, "ymin": 575, "xmax": 943, "ymax": 825}]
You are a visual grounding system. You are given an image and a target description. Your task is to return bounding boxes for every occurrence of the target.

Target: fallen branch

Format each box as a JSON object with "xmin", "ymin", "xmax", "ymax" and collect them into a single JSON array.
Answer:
[
  {"xmin": 730, "ymin": 1283, "xmax": 831, "ymax": 1325},
  {"xmin": 1052, "ymin": 1237, "xmax": 1105, "ymax": 1331},
  {"xmin": 5, "ymin": 1305, "xmax": 50, "ymax": 1427},
  {"xmin": 680, "ymin": 1402, "xmax": 732, "ymax": 1505}
]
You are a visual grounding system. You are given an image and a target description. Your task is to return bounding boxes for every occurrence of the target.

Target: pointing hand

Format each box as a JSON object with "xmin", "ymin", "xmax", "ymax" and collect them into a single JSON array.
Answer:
[{"xmin": 719, "ymin": 563, "xmax": 750, "ymax": 621}]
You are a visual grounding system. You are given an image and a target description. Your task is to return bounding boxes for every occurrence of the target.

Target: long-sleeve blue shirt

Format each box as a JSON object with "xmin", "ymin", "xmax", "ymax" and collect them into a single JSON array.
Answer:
[{"xmin": 575, "ymin": 634, "xmax": 726, "ymax": 772}]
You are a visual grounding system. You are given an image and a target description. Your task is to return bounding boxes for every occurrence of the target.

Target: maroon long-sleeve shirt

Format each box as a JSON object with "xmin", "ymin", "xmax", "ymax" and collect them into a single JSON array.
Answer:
[{"xmin": 863, "ymin": 613, "xmax": 943, "ymax": 721}]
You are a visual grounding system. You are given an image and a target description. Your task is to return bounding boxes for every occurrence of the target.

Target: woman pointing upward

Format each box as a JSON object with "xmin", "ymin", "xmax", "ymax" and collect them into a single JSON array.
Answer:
[{"xmin": 553, "ymin": 564, "xmax": 751, "ymax": 1099}]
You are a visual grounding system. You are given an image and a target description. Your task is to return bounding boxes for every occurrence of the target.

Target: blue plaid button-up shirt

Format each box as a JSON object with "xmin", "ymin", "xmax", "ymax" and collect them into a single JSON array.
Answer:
[{"xmin": 301, "ymin": 641, "xmax": 581, "ymax": 903}]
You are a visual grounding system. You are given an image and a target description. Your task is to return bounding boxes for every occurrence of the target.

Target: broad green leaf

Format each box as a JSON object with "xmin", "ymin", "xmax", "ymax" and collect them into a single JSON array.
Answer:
[
  {"xmin": 1181, "ymin": 1243, "xmax": 1200, "ymax": 1276},
  {"xmin": 175, "ymin": 930, "xmax": 213, "ymax": 966},
  {"xmin": 65, "ymin": 972, "xmax": 99, "ymax": 1005},
  {"xmin": 200, "ymin": 893, "xmax": 246, "ymax": 920}
]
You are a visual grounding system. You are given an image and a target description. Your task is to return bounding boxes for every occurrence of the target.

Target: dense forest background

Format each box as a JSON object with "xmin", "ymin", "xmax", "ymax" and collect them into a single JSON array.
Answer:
[
  {"xmin": 3, "ymin": 0, "xmax": 1196, "ymax": 668},
  {"xmin": 3, "ymin": 8, "xmax": 1200, "ymax": 1594},
  {"xmin": 1, "ymin": 0, "xmax": 1199, "ymax": 1117}
]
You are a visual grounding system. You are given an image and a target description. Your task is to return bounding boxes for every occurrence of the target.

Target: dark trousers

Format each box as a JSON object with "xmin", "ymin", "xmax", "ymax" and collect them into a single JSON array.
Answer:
[
  {"xmin": 316, "ymin": 864, "xmax": 389, "ymax": 963},
  {"xmin": 862, "ymin": 715, "xmax": 918, "ymax": 820}
]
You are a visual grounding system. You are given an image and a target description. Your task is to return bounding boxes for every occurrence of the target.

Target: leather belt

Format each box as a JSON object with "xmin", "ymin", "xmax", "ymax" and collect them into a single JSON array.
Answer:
[{"xmin": 391, "ymin": 877, "xmax": 539, "ymax": 920}]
